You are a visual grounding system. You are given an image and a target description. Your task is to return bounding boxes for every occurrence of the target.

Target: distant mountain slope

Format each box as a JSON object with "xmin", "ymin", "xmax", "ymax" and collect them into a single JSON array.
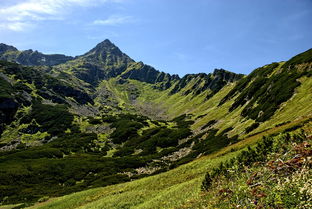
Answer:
[
  {"xmin": 169, "ymin": 69, "xmax": 243, "ymax": 96},
  {"xmin": 0, "ymin": 43, "xmax": 74, "ymax": 66}
]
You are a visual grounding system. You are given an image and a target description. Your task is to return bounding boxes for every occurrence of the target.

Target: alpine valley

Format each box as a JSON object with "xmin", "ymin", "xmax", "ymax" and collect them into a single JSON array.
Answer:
[{"xmin": 0, "ymin": 40, "xmax": 311, "ymax": 209}]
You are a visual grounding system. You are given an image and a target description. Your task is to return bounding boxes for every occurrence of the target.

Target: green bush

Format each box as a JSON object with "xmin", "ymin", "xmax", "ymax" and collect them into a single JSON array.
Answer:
[
  {"xmin": 27, "ymin": 101, "xmax": 75, "ymax": 135},
  {"xmin": 201, "ymin": 173, "xmax": 212, "ymax": 191},
  {"xmin": 110, "ymin": 120, "xmax": 143, "ymax": 144},
  {"xmin": 0, "ymin": 77, "xmax": 13, "ymax": 99}
]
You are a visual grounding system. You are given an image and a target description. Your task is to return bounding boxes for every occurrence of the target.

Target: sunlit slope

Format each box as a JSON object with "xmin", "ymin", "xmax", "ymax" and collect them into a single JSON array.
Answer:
[{"xmin": 107, "ymin": 59, "xmax": 312, "ymax": 139}]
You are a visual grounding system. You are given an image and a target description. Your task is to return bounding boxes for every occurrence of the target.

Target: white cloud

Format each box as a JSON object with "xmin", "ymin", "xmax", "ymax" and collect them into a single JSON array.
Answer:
[
  {"xmin": 0, "ymin": 0, "xmax": 126, "ymax": 32},
  {"xmin": 0, "ymin": 22, "xmax": 34, "ymax": 32},
  {"xmin": 93, "ymin": 15, "xmax": 133, "ymax": 25}
]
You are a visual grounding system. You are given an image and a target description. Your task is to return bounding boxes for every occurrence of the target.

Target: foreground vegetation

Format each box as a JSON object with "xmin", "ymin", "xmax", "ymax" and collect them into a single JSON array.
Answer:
[
  {"xmin": 0, "ymin": 113, "xmax": 198, "ymax": 205},
  {"xmin": 199, "ymin": 121, "xmax": 312, "ymax": 208}
]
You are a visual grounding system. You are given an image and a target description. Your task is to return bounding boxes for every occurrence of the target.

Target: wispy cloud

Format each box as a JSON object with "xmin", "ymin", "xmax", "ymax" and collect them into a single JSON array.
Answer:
[
  {"xmin": 93, "ymin": 15, "xmax": 133, "ymax": 26},
  {"xmin": 0, "ymin": 22, "xmax": 34, "ymax": 32},
  {"xmin": 0, "ymin": 0, "xmax": 125, "ymax": 31}
]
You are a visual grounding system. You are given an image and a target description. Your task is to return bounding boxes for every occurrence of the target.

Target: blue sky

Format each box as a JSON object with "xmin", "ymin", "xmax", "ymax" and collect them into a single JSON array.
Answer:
[{"xmin": 0, "ymin": 0, "xmax": 311, "ymax": 76}]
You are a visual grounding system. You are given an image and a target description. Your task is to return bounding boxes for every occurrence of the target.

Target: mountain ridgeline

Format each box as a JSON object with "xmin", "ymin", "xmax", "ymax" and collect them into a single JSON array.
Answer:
[
  {"xmin": 0, "ymin": 40, "xmax": 311, "ymax": 206},
  {"xmin": 0, "ymin": 43, "xmax": 74, "ymax": 66},
  {"xmin": 0, "ymin": 40, "xmax": 243, "ymax": 90}
]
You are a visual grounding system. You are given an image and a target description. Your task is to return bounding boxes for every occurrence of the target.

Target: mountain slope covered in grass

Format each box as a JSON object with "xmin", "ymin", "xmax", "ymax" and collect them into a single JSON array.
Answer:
[
  {"xmin": 25, "ymin": 117, "xmax": 312, "ymax": 209},
  {"xmin": 0, "ymin": 40, "xmax": 311, "ymax": 208}
]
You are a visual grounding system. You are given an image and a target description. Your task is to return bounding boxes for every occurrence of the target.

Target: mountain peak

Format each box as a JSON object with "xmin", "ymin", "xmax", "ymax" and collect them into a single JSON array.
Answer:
[
  {"xmin": 103, "ymin": 39, "xmax": 113, "ymax": 44},
  {"xmin": 83, "ymin": 39, "xmax": 125, "ymax": 58},
  {"xmin": 91, "ymin": 39, "xmax": 118, "ymax": 52},
  {"xmin": 80, "ymin": 39, "xmax": 133, "ymax": 68},
  {"xmin": 95, "ymin": 39, "xmax": 115, "ymax": 48}
]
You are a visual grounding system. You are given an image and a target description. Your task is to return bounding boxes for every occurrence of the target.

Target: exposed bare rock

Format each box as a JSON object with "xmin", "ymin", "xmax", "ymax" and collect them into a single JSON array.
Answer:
[{"xmin": 161, "ymin": 146, "xmax": 193, "ymax": 162}]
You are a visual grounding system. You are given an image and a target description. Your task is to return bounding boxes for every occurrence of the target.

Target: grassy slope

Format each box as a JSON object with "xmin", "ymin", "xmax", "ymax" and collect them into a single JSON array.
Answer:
[
  {"xmin": 24, "ymin": 68, "xmax": 312, "ymax": 208},
  {"xmin": 66, "ymin": 60, "xmax": 312, "ymax": 139},
  {"xmin": 109, "ymin": 77, "xmax": 249, "ymax": 135},
  {"xmin": 25, "ymin": 117, "xmax": 309, "ymax": 209},
  {"xmin": 184, "ymin": 121, "xmax": 312, "ymax": 209},
  {"xmin": 256, "ymin": 76, "xmax": 312, "ymax": 130},
  {"xmin": 134, "ymin": 71, "xmax": 312, "ymax": 139}
]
